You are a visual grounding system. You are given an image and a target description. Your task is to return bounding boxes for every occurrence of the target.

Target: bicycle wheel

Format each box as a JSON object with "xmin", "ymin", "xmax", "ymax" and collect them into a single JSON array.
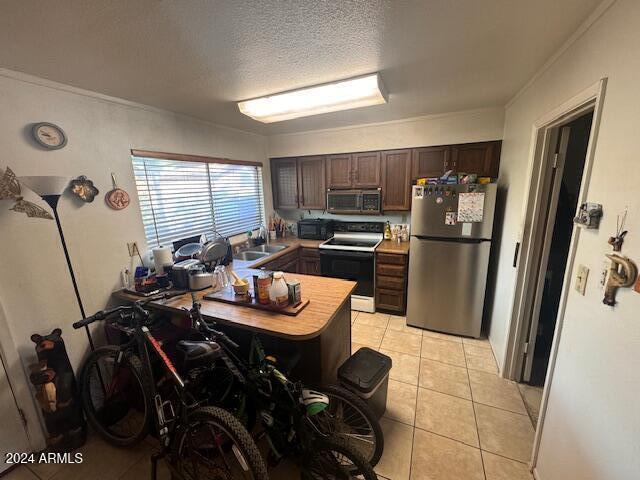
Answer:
[
  {"xmin": 301, "ymin": 436, "xmax": 378, "ymax": 480},
  {"xmin": 80, "ymin": 346, "xmax": 151, "ymax": 446},
  {"xmin": 173, "ymin": 406, "xmax": 268, "ymax": 480},
  {"xmin": 310, "ymin": 385, "xmax": 383, "ymax": 467}
]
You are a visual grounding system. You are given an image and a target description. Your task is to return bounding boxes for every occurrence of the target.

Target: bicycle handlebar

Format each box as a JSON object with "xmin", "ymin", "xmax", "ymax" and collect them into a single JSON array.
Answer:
[{"xmin": 72, "ymin": 290, "xmax": 187, "ymax": 330}]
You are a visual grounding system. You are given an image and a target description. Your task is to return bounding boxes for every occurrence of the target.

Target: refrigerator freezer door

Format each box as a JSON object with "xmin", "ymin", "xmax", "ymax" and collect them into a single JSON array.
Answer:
[
  {"xmin": 406, "ymin": 236, "xmax": 491, "ymax": 337},
  {"xmin": 410, "ymin": 184, "xmax": 497, "ymax": 240}
]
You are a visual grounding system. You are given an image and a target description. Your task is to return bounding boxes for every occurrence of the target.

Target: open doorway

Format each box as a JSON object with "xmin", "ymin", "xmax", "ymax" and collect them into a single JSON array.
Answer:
[{"xmin": 524, "ymin": 111, "xmax": 594, "ymax": 386}]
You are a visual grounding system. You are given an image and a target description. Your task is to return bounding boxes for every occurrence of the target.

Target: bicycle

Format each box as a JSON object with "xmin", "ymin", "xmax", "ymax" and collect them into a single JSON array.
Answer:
[
  {"xmin": 180, "ymin": 294, "xmax": 380, "ymax": 479},
  {"xmin": 74, "ymin": 295, "xmax": 269, "ymax": 480}
]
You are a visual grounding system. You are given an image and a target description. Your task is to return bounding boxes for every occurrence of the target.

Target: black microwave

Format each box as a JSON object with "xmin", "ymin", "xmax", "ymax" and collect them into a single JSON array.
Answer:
[{"xmin": 297, "ymin": 219, "xmax": 334, "ymax": 240}]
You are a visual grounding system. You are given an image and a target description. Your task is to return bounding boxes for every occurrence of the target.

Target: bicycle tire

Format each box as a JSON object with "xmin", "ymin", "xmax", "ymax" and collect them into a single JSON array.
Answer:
[
  {"xmin": 79, "ymin": 346, "xmax": 151, "ymax": 446},
  {"xmin": 301, "ymin": 436, "xmax": 378, "ymax": 480},
  {"xmin": 311, "ymin": 385, "xmax": 384, "ymax": 467},
  {"xmin": 172, "ymin": 406, "xmax": 269, "ymax": 480}
]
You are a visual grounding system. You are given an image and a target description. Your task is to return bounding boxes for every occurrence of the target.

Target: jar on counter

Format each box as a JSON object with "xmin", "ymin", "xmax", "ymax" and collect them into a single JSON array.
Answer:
[
  {"xmin": 269, "ymin": 272, "xmax": 289, "ymax": 307},
  {"xmin": 257, "ymin": 272, "xmax": 272, "ymax": 305}
]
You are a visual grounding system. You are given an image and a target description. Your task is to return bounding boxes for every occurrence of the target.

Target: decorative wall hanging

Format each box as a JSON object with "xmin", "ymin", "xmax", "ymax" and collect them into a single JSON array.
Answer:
[
  {"xmin": 69, "ymin": 175, "xmax": 99, "ymax": 202},
  {"xmin": 0, "ymin": 166, "xmax": 53, "ymax": 219},
  {"xmin": 603, "ymin": 254, "xmax": 637, "ymax": 306},
  {"xmin": 105, "ymin": 173, "xmax": 130, "ymax": 210},
  {"xmin": 31, "ymin": 122, "xmax": 67, "ymax": 150}
]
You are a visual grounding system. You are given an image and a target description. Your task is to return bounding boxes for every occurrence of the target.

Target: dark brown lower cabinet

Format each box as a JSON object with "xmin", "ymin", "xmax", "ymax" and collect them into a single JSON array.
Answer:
[
  {"xmin": 375, "ymin": 253, "xmax": 408, "ymax": 314},
  {"xmin": 299, "ymin": 248, "xmax": 321, "ymax": 275},
  {"xmin": 259, "ymin": 247, "xmax": 322, "ymax": 276}
]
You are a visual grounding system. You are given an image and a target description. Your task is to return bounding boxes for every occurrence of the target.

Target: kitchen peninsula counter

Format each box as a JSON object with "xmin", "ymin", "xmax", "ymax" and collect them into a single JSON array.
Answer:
[{"xmin": 113, "ymin": 267, "xmax": 355, "ymax": 384}]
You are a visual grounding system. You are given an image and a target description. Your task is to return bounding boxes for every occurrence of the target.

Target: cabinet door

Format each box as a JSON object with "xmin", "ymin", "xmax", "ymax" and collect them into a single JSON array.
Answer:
[
  {"xmin": 282, "ymin": 259, "xmax": 299, "ymax": 274},
  {"xmin": 411, "ymin": 146, "xmax": 450, "ymax": 179},
  {"xmin": 326, "ymin": 154, "xmax": 352, "ymax": 189},
  {"xmin": 298, "ymin": 156, "xmax": 326, "ymax": 209},
  {"xmin": 381, "ymin": 149, "xmax": 412, "ymax": 211},
  {"xmin": 352, "ymin": 152, "xmax": 381, "ymax": 188},
  {"xmin": 271, "ymin": 158, "xmax": 299, "ymax": 209},
  {"xmin": 300, "ymin": 257, "xmax": 321, "ymax": 275},
  {"xmin": 451, "ymin": 141, "xmax": 501, "ymax": 177}
]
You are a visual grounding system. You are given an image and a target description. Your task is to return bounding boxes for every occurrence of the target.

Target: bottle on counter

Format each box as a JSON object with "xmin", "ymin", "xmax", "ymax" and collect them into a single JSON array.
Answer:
[
  {"xmin": 384, "ymin": 221, "xmax": 392, "ymax": 240},
  {"xmin": 401, "ymin": 225, "xmax": 409, "ymax": 242},
  {"xmin": 257, "ymin": 272, "xmax": 272, "ymax": 305},
  {"xmin": 269, "ymin": 272, "xmax": 289, "ymax": 307}
]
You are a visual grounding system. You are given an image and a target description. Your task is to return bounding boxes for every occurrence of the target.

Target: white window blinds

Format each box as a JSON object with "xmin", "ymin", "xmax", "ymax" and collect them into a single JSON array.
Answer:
[{"xmin": 132, "ymin": 156, "xmax": 264, "ymax": 247}]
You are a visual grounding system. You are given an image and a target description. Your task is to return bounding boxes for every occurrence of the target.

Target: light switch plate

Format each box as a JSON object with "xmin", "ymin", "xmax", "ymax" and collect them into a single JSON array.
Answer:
[{"xmin": 575, "ymin": 264, "xmax": 589, "ymax": 295}]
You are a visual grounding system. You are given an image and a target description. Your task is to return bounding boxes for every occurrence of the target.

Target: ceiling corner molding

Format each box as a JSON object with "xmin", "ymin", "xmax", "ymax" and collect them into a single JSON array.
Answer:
[
  {"xmin": 505, "ymin": 0, "xmax": 618, "ymax": 109},
  {"xmin": 266, "ymin": 106, "xmax": 506, "ymax": 139},
  {"xmin": 0, "ymin": 67, "xmax": 265, "ymax": 139}
]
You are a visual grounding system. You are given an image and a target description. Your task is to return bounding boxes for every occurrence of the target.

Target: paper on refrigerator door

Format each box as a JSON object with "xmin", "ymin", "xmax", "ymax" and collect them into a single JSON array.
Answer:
[{"xmin": 457, "ymin": 192, "xmax": 485, "ymax": 223}]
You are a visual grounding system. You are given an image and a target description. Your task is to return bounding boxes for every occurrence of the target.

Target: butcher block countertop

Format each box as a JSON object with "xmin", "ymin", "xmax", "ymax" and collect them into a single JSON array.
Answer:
[
  {"xmin": 376, "ymin": 239, "xmax": 410, "ymax": 255},
  {"xmin": 114, "ymin": 266, "xmax": 356, "ymax": 341}
]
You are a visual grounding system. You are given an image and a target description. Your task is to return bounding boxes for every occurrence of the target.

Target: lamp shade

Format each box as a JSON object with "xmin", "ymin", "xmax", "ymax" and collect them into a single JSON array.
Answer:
[{"xmin": 18, "ymin": 176, "xmax": 69, "ymax": 197}]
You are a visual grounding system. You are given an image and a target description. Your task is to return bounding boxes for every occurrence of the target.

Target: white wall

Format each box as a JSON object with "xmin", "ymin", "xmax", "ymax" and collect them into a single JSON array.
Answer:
[
  {"xmin": 489, "ymin": 1, "xmax": 640, "ymax": 478},
  {"xmin": 0, "ymin": 69, "xmax": 268, "ymax": 449},
  {"xmin": 268, "ymin": 107, "xmax": 505, "ymax": 158}
]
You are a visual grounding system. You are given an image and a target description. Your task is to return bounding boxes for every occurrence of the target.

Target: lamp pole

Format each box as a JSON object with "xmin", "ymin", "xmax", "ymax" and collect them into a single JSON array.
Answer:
[{"xmin": 41, "ymin": 194, "xmax": 95, "ymax": 351}]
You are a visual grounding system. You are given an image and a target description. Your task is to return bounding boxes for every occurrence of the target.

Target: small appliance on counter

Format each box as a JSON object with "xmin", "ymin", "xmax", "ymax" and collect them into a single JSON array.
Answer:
[
  {"xmin": 297, "ymin": 218, "xmax": 334, "ymax": 240},
  {"xmin": 171, "ymin": 259, "xmax": 202, "ymax": 289}
]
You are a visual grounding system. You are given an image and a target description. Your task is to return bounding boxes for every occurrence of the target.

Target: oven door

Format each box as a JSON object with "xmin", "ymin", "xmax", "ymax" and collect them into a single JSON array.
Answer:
[{"xmin": 319, "ymin": 249, "xmax": 374, "ymax": 297}]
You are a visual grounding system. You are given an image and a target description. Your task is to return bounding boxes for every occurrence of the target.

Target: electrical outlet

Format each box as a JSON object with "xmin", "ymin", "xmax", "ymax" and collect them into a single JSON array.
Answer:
[
  {"xmin": 127, "ymin": 242, "xmax": 139, "ymax": 257},
  {"xmin": 575, "ymin": 264, "xmax": 589, "ymax": 295}
]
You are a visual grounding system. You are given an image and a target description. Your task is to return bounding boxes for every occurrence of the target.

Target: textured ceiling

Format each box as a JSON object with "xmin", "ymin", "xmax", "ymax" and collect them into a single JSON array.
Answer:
[{"xmin": 0, "ymin": 0, "xmax": 602, "ymax": 134}]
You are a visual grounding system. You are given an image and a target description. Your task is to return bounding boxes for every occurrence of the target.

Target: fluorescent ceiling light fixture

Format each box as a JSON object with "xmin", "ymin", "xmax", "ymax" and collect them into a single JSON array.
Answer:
[{"xmin": 238, "ymin": 73, "xmax": 388, "ymax": 123}]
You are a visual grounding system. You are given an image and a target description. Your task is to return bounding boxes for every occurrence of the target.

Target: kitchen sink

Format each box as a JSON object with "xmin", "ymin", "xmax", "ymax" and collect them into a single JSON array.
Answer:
[
  {"xmin": 246, "ymin": 244, "xmax": 287, "ymax": 254},
  {"xmin": 234, "ymin": 251, "xmax": 270, "ymax": 261}
]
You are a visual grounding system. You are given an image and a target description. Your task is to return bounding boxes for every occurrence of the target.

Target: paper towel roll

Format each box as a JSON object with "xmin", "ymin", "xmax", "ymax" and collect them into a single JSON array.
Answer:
[{"xmin": 153, "ymin": 247, "xmax": 173, "ymax": 274}]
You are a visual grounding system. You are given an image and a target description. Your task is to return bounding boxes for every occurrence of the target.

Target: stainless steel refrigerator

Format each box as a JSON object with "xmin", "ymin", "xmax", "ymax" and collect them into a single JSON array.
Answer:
[{"xmin": 406, "ymin": 183, "xmax": 497, "ymax": 337}]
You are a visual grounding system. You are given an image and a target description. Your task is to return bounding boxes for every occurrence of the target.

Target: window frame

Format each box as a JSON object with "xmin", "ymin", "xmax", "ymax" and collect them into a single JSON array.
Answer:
[{"xmin": 130, "ymin": 149, "xmax": 265, "ymax": 247}]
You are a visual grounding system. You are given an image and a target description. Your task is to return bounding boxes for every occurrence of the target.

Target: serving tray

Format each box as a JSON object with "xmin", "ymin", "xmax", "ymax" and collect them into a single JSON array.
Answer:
[{"xmin": 203, "ymin": 287, "xmax": 309, "ymax": 316}]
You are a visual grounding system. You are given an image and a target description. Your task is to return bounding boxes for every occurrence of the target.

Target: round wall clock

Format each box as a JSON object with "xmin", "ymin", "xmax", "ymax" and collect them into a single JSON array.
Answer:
[{"xmin": 31, "ymin": 122, "xmax": 67, "ymax": 150}]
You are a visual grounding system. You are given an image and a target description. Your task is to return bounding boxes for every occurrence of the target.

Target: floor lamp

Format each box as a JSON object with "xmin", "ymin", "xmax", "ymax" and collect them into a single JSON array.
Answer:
[{"xmin": 19, "ymin": 176, "xmax": 95, "ymax": 351}]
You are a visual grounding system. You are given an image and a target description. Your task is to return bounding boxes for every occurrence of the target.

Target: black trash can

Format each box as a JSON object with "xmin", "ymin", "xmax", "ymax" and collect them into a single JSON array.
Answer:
[{"xmin": 337, "ymin": 347, "xmax": 392, "ymax": 419}]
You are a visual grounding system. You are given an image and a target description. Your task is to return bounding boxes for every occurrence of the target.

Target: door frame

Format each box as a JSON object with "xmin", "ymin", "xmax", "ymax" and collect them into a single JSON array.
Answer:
[
  {"xmin": 0, "ymin": 298, "xmax": 47, "ymax": 453},
  {"xmin": 500, "ymin": 78, "xmax": 607, "ymax": 469}
]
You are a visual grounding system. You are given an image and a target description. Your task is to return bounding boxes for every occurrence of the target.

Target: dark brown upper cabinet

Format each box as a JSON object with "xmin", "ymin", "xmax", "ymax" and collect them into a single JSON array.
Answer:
[
  {"xmin": 411, "ymin": 146, "xmax": 450, "ymax": 180},
  {"xmin": 352, "ymin": 152, "xmax": 381, "ymax": 188},
  {"xmin": 326, "ymin": 154, "xmax": 353, "ymax": 189},
  {"xmin": 381, "ymin": 149, "xmax": 412, "ymax": 211},
  {"xmin": 326, "ymin": 152, "xmax": 381, "ymax": 189},
  {"xmin": 450, "ymin": 141, "xmax": 501, "ymax": 178},
  {"xmin": 297, "ymin": 156, "xmax": 326, "ymax": 210},
  {"xmin": 271, "ymin": 158, "xmax": 299, "ymax": 209}
]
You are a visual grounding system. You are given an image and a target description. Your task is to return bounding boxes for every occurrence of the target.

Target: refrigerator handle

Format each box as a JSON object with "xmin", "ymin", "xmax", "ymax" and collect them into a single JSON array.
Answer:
[{"xmin": 513, "ymin": 242, "xmax": 521, "ymax": 268}]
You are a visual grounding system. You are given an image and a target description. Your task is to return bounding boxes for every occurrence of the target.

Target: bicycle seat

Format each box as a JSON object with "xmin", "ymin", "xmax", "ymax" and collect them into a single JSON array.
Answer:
[{"xmin": 176, "ymin": 340, "xmax": 221, "ymax": 367}]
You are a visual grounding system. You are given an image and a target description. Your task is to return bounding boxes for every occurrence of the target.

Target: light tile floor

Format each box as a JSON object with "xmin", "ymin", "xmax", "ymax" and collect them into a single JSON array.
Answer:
[
  {"xmin": 5, "ymin": 312, "xmax": 537, "ymax": 480},
  {"xmin": 352, "ymin": 311, "xmax": 535, "ymax": 480}
]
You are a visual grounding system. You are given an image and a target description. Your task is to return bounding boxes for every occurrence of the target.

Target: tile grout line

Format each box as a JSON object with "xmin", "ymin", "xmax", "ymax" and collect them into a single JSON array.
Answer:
[
  {"xmin": 407, "ymin": 330, "xmax": 424, "ymax": 480},
  {"xmin": 463, "ymin": 341, "xmax": 488, "ymax": 480}
]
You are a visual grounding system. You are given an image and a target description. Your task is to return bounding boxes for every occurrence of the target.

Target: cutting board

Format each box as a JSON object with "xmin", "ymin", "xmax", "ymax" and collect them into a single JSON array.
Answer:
[{"xmin": 203, "ymin": 287, "xmax": 309, "ymax": 316}]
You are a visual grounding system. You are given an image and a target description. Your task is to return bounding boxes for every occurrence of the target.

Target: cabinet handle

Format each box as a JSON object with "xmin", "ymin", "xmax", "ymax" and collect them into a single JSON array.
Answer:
[{"xmin": 513, "ymin": 242, "xmax": 521, "ymax": 268}]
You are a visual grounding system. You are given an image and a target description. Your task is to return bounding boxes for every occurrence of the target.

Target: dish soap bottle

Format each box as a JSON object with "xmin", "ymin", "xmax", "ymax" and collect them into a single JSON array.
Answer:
[
  {"xmin": 269, "ymin": 272, "xmax": 289, "ymax": 307},
  {"xmin": 384, "ymin": 221, "xmax": 392, "ymax": 240}
]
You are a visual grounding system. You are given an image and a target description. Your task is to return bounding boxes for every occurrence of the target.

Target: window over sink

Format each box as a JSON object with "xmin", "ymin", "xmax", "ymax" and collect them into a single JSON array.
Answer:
[{"xmin": 132, "ymin": 153, "xmax": 265, "ymax": 247}]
